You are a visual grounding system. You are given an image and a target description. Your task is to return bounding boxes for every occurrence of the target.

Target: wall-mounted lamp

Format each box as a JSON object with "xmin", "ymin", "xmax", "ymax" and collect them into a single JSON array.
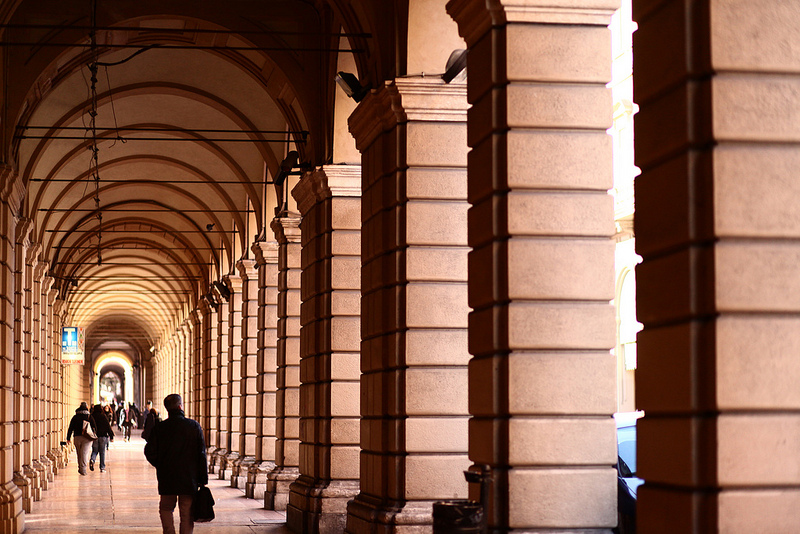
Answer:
[
  {"xmin": 442, "ymin": 49, "xmax": 467, "ymax": 83},
  {"xmin": 335, "ymin": 71, "xmax": 370, "ymax": 102},
  {"xmin": 212, "ymin": 280, "xmax": 231, "ymax": 301}
]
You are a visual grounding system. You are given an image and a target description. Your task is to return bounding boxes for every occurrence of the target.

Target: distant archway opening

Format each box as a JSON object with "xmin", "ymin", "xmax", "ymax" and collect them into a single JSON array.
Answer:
[{"xmin": 93, "ymin": 352, "xmax": 135, "ymax": 407}]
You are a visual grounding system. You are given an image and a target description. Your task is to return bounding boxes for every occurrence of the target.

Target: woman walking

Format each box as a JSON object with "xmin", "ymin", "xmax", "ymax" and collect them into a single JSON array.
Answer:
[
  {"xmin": 66, "ymin": 402, "xmax": 96, "ymax": 476},
  {"xmin": 89, "ymin": 404, "xmax": 114, "ymax": 472}
]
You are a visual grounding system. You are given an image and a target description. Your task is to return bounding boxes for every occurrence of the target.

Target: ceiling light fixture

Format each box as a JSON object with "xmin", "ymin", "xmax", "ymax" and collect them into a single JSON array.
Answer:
[
  {"xmin": 442, "ymin": 49, "xmax": 467, "ymax": 83},
  {"xmin": 335, "ymin": 71, "xmax": 370, "ymax": 102}
]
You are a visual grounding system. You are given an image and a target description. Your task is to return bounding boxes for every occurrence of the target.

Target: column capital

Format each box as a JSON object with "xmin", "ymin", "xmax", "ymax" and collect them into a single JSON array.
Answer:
[
  {"xmin": 447, "ymin": 0, "xmax": 619, "ymax": 44},
  {"xmin": 15, "ymin": 217, "xmax": 33, "ymax": 246},
  {"xmin": 34, "ymin": 260, "xmax": 49, "ymax": 283},
  {"xmin": 223, "ymin": 273, "xmax": 243, "ymax": 295},
  {"xmin": 236, "ymin": 258, "xmax": 258, "ymax": 280},
  {"xmin": 349, "ymin": 77, "xmax": 467, "ymax": 150},
  {"xmin": 0, "ymin": 163, "xmax": 25, "ymax": 216},
  {"xmin": 252, "ymin": 241, "xmax": 279, "ymax": 266},
  {"xmin": 47, "ymin": 287, "xmax": 59, "ymax": 305},
  {"xmin": 292, "ymin": 165, "xmax": 362, "ymax": 216},
  {"xmin": 270, "ymin": 215, "xmax": 302, "ymax": 245}
]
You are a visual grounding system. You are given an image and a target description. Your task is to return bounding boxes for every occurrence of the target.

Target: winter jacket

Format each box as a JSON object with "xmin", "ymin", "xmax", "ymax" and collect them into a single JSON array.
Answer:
[
  {"xmin": 66, "ymin": 408, "xmax": 96, "ymax": 441},
  {"xmin": 91, "ymin": 406, "xmax": 115, "ymax": 439},
  {"xmin": 141, "ymin": 409, "xmax": 160, "ymax": 441},
  {"xmin": 144, "ymin": 409, "xmax": 208, "ymax": 495}
]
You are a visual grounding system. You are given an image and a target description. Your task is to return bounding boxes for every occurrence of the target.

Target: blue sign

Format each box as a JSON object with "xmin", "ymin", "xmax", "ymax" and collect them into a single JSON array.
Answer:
[{"xmin": 61, "ymin": 327, "xmax": 85, "ymax": 364}]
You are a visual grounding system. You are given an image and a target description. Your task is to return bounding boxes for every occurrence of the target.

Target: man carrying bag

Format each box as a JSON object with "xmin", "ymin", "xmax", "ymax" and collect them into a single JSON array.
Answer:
[{"xmin": 144, "ymin": 394, "xmax": 209, "ymax": 534}]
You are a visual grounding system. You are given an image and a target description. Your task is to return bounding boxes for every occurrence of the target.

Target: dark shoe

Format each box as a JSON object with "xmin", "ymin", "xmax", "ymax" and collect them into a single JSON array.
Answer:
[
  {"xmin": 100, "ymin": 468, "xmax": 105, "ymax": 473},
  {"xmin": 89, "ymin": 460, "xmax": 94, "ymax": 471}
]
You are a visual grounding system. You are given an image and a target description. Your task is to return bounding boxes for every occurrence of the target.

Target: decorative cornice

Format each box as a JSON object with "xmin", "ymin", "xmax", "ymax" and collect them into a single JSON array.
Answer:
[
  {"xmin": 447, "ymin": 0, "xmax": 619, "ymax": 45},
  {"xmin": 291, "ymin": 165, "xmax": 362, "ymax": 216},
  {"xmin": 291, "ymin": 170, "xmax": 318, "ymax": 216},
  {"xmin": 270, "ymin": 214, "xmax": 302, "ymax": 244},
  {"xmin": 15, "ymin": 217, "xmax": 32, "ymax": 246},
  {"xmin": 223, "ymin": 273, "xmax": 243, "ymax": 294},
  {"xmin": 236, "ymin": 258, "xmax": 258, "ymax": 280},
  {"xmin": 348, "ymin": 77, "xmax": 467, "ymax": 151},
  {"xmin": 0, "ymin": 164, "xmax": 24, "ymax": 215},
  {"xmin": 252, "ymin": 241, "xmax": 279, "ymax": 266}
]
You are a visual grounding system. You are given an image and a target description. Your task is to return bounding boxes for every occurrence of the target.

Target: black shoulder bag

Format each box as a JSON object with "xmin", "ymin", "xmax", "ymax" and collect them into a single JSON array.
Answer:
[{"xmin": 192, "ymin": 485, "xmax": 215, "ymax": 522}]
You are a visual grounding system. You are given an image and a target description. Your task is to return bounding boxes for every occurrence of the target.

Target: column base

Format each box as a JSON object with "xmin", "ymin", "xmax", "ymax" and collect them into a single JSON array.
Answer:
[
  {"xmin": 221, "ymin": 451, "xmax": 239, "ymax": 481},
  {"xmin": 207, "ymin": 447, "xmax": 219, "ymax": 474},
  {"xmin": 211, "ymin": 449, "xmax": 228, "ymax": 479},
  {"xmin": 231, "ymin": 455, "xmax": 255, "ymax": 490},
  {"xmin": 46, "ymin": 449, "xmax": 61, "ymax": 476},
  {"xmin": 265, "ymin": 466, "xmax": 300, "ymax": 511},
  {"xmin": 12, "ymin": 471, "xmax": 31, "ymax": 514},
  {"xmin": 288, "ymin": 476, "xmax": 360, "ymax": 534},
  {"xmin": 345, "ymin": 495, "xmax": 434, "ymax": 534},
  {"xmin": 30, "ymin": 460, "xmax": 45, "ymax": 498},
  {"xmin": 246, "ymin": 461, "xmax": 275, "ymax": 500},
  {"xmin": 38, "ymin": 454, "xmax": 53, "ymax": 486},
  {"xmin": 0, "ymin": 480, "xmax": 24, "ymax": 533}
]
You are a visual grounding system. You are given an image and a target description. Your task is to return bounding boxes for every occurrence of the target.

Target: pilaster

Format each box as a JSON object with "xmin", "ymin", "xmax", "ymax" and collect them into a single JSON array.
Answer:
[
  {"xmin": 0, "ymin": 163, "xmax": 25, "ymax": 533},
  {"xmin": 209, "ymin": 288, "xmax": 230, "ymax": 475},
  {"xmin": 345, "ymin": 76, "xmax": 472, "ymax": 534},
  {"xmin": 633, "ymin": 0, "xmax": 800, "ymax": 531},
  {"xmin": 287, "ymin": 165, "xmax": 362, "ymax": 533},
  {"xmin": 222, "ymin": 274, "xmax": 244, "ymax": 480},
  {"xmin": 247, "ymin": 241, "xmax": 279, "ymax": 500},
  {"xmin": 265, "ymin": 215, "xmax": 302, "ymax": 511},
  {"xmin": 446, "ymin": 1, "xmax": 619, "ymax": 531}
]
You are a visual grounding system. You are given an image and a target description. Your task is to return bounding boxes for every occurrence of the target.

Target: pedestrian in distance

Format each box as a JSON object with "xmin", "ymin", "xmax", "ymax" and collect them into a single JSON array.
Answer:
[
  {"xmin": 89, "ymin": 404, "xmax": 114, "ymax": 472},
  {"xmin": 144, "ymin": 394, "xmax": 208, "ymax": 534},
  {"xmin": 66, "ymin": 402, "xmax": 96, "ymax": 476}
]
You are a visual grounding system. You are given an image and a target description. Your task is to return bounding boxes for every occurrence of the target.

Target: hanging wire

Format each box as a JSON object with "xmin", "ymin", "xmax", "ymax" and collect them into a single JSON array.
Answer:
[{"xmin": 89, "ymin": 0, "xmax": 102, "ymax": 266}]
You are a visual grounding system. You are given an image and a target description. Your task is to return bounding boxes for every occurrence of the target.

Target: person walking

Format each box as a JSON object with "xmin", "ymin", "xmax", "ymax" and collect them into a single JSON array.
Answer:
[
  {"xmin": 144, "ymin": 394, "xmax": 208, "ymax": 534},
  {"xmin": 89, "ymin": 404, "xmax": 114, "ymax": 472},
  {"xmin": 122, "ymin": 402, "xmax": 138, "ymax": 441},
  {"xmin": 141, "ymin": 402, "xmax": 161, "ymax": 442},
  {"xmin": 66, "ymin": 402, "xmax": 96, "ymax": 476}
]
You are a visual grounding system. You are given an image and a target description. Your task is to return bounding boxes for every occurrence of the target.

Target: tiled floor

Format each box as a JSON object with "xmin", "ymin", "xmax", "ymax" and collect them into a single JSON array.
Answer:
[{"xmin": 25, "ymin": 435, "xmax": 290, "ymax": 533}]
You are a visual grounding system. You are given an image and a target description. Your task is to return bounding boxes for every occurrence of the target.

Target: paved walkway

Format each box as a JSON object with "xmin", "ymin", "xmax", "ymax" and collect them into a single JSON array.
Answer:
[{"xmin": 25, "ymin": 435, "xmax": 290, "ymax": 533}]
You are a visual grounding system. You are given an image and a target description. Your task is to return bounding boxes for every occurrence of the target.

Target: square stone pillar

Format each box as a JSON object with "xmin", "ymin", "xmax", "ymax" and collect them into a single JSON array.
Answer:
[
  {"xmin": 198, "ymin": 300, "xmax": 216, "ymax": 451},
  {"xmin": 247, "ymin": 241, "xmax": 279, "ymax": 500},
  {"xmin": 0, "ymin": 165, "xmax": 25, "ymax": 533},
  {"xmin": 221, "ymin": 273, "xmax": 244, "ymax": 479},
  {"xmin": 448, "ymin": 1, "xmax": 619, "ymax": 531},
  {"xmin": 232, "ymin": 259, "xmax": 258, "ymax": 489},
  {"xmin": 345, "ymin": 77, "xmax": 471, "ymax": 533},
  {"xmin": 633, "ymin": 1, "xmax": 800, "ymax": 531},
  {"xmin": 265, "ymin": 215, "xmax": 302, "ymax": 510},
  {"xmin": 287, "ymin": 165, "xmax": 362, "ymax": 533},
  {"xmin": 209, "ymin": 291, "xmax": 229, "ymax": 474}
]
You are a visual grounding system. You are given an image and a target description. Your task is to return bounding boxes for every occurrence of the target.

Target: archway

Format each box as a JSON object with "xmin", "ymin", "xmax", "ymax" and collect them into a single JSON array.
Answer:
[{"xmin": 93, "ymin": 351, "xmax": 135, "ymax": 408}]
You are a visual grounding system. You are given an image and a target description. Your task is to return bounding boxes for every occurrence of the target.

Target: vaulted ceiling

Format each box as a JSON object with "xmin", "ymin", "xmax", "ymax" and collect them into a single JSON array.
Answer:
[{"xmin": 0, "ymin": 0, "xmax": 380, "ymax": 364}]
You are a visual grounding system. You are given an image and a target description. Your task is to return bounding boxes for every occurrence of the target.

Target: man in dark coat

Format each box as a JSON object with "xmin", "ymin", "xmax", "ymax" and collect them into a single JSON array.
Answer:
[{"xmin": 144, "ymin": 394, "xmax": 208, "ymax": 534}]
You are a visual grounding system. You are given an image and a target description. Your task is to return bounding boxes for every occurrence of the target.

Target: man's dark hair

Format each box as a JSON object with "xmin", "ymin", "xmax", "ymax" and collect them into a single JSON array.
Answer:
[{"xmin": 164, "ymin": 394, "xmax": 183, "ymax": 411}]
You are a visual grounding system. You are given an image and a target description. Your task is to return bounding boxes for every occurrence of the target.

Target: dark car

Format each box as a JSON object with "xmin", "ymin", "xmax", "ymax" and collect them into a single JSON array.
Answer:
[{"xmin": 614, "ymin": 412, "xmax": 644, "ymax": 534}]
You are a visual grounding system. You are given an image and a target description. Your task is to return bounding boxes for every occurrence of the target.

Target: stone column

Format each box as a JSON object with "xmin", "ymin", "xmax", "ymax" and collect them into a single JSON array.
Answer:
[
  {"xmin": 247, "ymin": 241, "xmax": 279, "ymax": 500},
  {"xmin": 221, "ymin": 273, "xmax": 243, "ymax": 480},
  {"xmin": 231, "ymin": 259, "xmax": 258, "ymax": 489},
  {"xmin": 0, "ymin": 165, "xmax": 25, "ymax": 532},
  {"xmin": 345, "ymin": 77, "xmax": 472, "ymax": 533},
  {"xmin": 209, "ymin": 289, "xmax": 229, "ymax": 474},
  {"xmin": 32, "ymin": 261, "xmax": 51, "ymax": 489},
  {"xmin": 288, "ymin": 166, "xmax": 362, "ymax": 533},
  {"xmin": 191, "ymin": 310, "xmax": 202, "ymax": 424},
  {"xmin": 265, "ymin": 215, "xmax": 302, "ymax": 510},
  {"xmin": 46, "ymin": 284, "xmax": 64, "ymax": 472},
  {"xmin": 198, "ymin": 300, "xmax": 215, "ymax": 446},
  {"xmin": 13, "ymin": 219, "xmax": 37, "ymax": 513},
  {"xmin": 633, "ymin": 1, "xmax": 800, "ymax": 531},
  {"xmin": 446, "ymin": 1, "xmax": 619, "ymax": 531}
]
